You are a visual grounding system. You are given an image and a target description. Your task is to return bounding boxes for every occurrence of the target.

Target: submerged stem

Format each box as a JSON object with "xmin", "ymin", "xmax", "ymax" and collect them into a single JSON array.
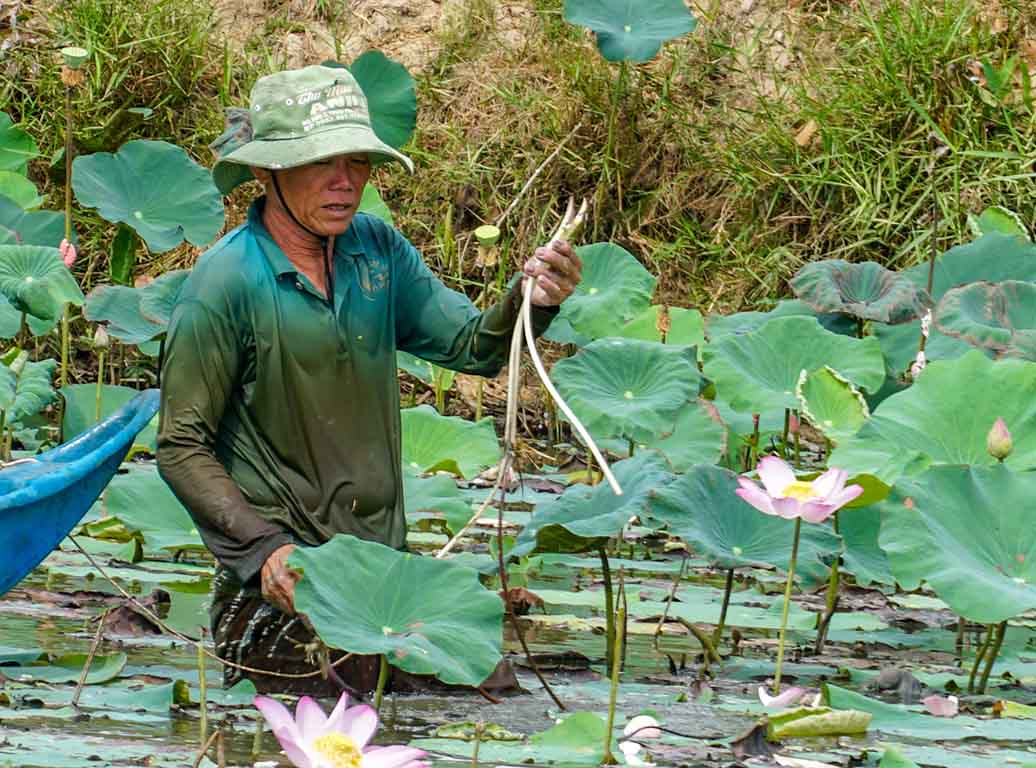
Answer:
[
  {"xmin": 978, "ymin": 621, "xmax": 1008, "ymax": 695},
  {"xmin": 373, "ymin": 653, "xmax": 389, "ymax": 711},
  {"xmin": 600, "ymin": 547, "xmax": 615, "ymax": 672},
  {"xmin": 968, "ymin": 625, "xmax": 994, "ymax": 694},
  {"xmin": 773, "ymin": 518, "xmax": 802, "ymax": 696},
  {"xmin": 602, "ymin": 569, "xmax": 625, "ymax": 766}
]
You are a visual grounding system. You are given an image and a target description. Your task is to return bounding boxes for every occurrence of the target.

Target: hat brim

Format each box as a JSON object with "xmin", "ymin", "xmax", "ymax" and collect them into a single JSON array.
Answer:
[{"xmin": 211, "ymin": 124, "xmax": 414, "ymax": 195}]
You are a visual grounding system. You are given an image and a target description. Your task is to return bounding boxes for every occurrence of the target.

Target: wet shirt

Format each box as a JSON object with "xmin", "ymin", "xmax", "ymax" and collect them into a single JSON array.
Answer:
[{"xmin": 157, "ymin": 199, "xmax": 555, "ymax": 584}]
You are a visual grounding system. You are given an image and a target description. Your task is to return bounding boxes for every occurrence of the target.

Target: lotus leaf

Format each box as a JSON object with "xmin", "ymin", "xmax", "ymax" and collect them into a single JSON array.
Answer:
[
  {"xmin": 830, "ymin": 351, "xmax": 1036, "ymax": 482},
  {"xmin": 967, "ymin": 205, "xmax": 1029, "ymax": 240},
  {"xmin": 552, "ymin": 338, "xmax": 701, "ymax": 442},
  {"xmin": 103, "ymin": 464, "xmax": 203, "ymax": 553},
  {"xmin": 359, "ymin": 183, "xmax": 394, "ymax": 225},
  {"xmin": 563, "ymin": 0, "xmax": 697, "ymax": 62},
  {"xmin": 766, "ymin": 706, "xmax": 871, "ymax": 739},
  {"xmin": 544, "ymin": 243, "xmax": 655, "ymax": 344},
  {"xmin": 72, "ymin": 140, "xmax": 224, "ymax": 253},
  {"xmin": 0, "ymin": 194, "xmax": 68, "ymax": 248},
  {"xmin": 0, "ymin": 356, "xmax": 56, "ymax": 422},
  {"xmin": 513, "ymin": 451, "xmax": 676, "ymax": 555},
  {"xmin": 791, "ymin": 260, "xmax": 931, "ymax": 324},
  {"xmin": 2, "ymin": 652, "xmax": 127, "ymax": 684},
  {"xmin": 401, "ymin": 405, "xmax": 500, "ymax": 477},
  {"xmin": 838, "ymin": 507, "xmax": 893, "ymax": 587},
  {"xmin": 933, "ymin": 280, "xmax": 1036, "ymax": 360},
  {"xmin": 138, "ymin": 270, "xmax": 190, "ymax": 326},
  {"xmin": 645, "ymin": 398, "xmax": 727, "ymax": 472},
  {"xmin": 705, "ymin": 299, "xmax": 856, "ymax": 343},
  {"xmin": 0, "ymin": 293, "xmax": 22, "ymax": 338},
  {"xmin": 348, "ymin": 51, "xmax": 417, "ymax": 149},
  {"xmin": 644, "ymin": 464, "xmax": 840, "ymax": 584},
  {"xmin": 615, "ymin": 304, "xmax": 706, "ymax": 348},
  {"xmin": 0, "ymin": 113, "xmax": 39, "ymax": 174},
  {"xmin": 878, "ymin": 464, "xmax": 1036, "ymax": 623},
  {"xmin": 0, "ymin": 171, "xmax": 42, "ymax": 209},
  {"xmin": 62, "ymin": 384, "xmax": 159, "ymax": 449},
  {"xmin": 397, "ymin": 350, "xmax": 456, "ymax": 390},
  {"xmin": 83, "ymin": 270, "xmax": 189, "ymax": 344},
  {"xmin": 703, "ymin": 316, "xmax": 885, "ymax": 414},
  {"xmin": 0, "ymin": 245, "xmax": 83, "ymax": 321},
  {"xmin": 877, "ymin": 233, "xmax": 1036, "ymax": 375},
  {"xmin": 404, "ymin": 469, "xmax": 471, "ymax": 536},
  {"xmin": 796, "ymin": 366, "xmax": 870, "ymax": 444},
  {"xmin": 290, "ymin": 534, "xmax": 503, "ymax": 685}
]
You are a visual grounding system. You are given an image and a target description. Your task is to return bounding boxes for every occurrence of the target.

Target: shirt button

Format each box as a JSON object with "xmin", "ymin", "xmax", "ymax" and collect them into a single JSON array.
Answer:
[{"xmin": 295, "ymin": 280, "xmax": 304, "ymax": 291}]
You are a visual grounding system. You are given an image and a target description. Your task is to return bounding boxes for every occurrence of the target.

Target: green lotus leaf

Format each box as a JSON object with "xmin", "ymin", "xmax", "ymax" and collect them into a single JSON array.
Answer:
[
  {"xmin": 838, "ymin": 507, "xmax": 893, "ymax": 587},
  {"xmin": 647, "ymin": 398, "xmax": 727, "ymax": 472},
  {"xmin": 552, "ymin": 338, "xmax": 701, "ymax": 442},
  {"xmin": 0, "ymin": 354, "xmax": 57, "ymax": 422},
  {"xmin": 404, "ymin": 469, "xmax": 472, "ymax": 537},
  {"xmin": 72, "ymin": 140, "xmax": 224, "ymax": 253},
  {"xmin": 358, "ymin": 183, "xmax": 394, "ymax": 225},
  {"xmin": 84, "ymin": 271, "xmax": 188, "ymax": 344},
  {"xmin": 514, "ymin": 451, "xmax": 676, "ymax": 555},
  {"xmin": 138, "ymin": 270, "xmax": 190, "ymax": 327},
  {"xmin": 878, "ymin": 464, "xmax": 1036, "ymax": 623},
  {"xmin": 0, "ymin": 113, "xmax": 39, "ymax": 174},
  {"xmin": 703, "ymin": 316, "xmax": 885, "ymax": 414},
  {"xmin": 348, "ymin": 51, "xmax": 417, "ymax": 150},
  {"xmin": 766, "ymin": 706, "xmax": 871, "ymax": 739},
  {"xmin": 705, "ymin": 299, "xmax": 856, "ymax": 343},
  {"xmin": 790, "ymin": 260, "xmax": 931, "ymax": 324},
  {"xmin": 830, "ymin": 351, "xmax": 1036, "ymax": 482},
  {"xmin": 644, "ymin": 464, "xmax": 840, "ymax": 584},
  {"xmin": 876, "ymin": 233, "xmax": 1036, "ymax": 375},
  {"xmin": 563, "ymin": 0, "xmax": 697, "ymax": 62},
  {"xmin": 401, "ymin": 405, "xmax": 501, "ymax": 478},
  {"xmin": 0, "ymin": 171, "xmax": 42, "ymax": 209},
  {"xmin": 397, "ymin": 350, "xmax": 456, "ymax": 391},
  {"xmin": 0, "ymin": 293, "xmax": 21, "ymax": 339},
  {"xmin": 0, "ymin": 244, "xmax": 84, "ymax": 321},
  {"xmin": 103, "ymin": 464, "xmax": 203, "ymax": 553},
  {"xmin": 796, "ymin": 366, "xmax": 870, "ymax": 444},
  {"xmin": 0, "ymin": 194, "xmax": 69, "ymax": 248},
  {"xmin": 290, "ymin": 534, "xmax": 503, "ymax": 686},
  {"xmin": 614, "ymin": 304, "xmax": 705, "ymax": 348},
  {"xmin": 967, "ymin": 205, "xmax": 1029, "ymax": 240},
  {"xmin": 62, "ymin": 384, "xmax": 158, "ymax": 450},
  {"xmin": 1, "ymin": 652, "xmax": 127, "ymax": 685},
  {"xmin": 544, "ymin": 243, "xmax": 655, "ymax": 344},
  {"xmin": 933, "ymin": 280, "xmax": 1036, "ymax": 359}
]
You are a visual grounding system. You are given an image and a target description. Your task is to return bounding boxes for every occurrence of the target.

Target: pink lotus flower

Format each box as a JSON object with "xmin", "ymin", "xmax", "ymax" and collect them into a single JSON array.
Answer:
[
  {"xmin": 922, "ymin": 694, "xmax": 959, "ymax": 717},
  {"xmin": 735, "ymin": 456, "xmax": 864, "ymax": 523},
  {"xmin": 757, "ymin": 685, "xmax": 807, "ymax": 709},
  {"xmin": 59, "ymin": 238, "xmax": 76, "ymax": 268},
  {"xmin": 254, "ymin": 692, "xmax": 427, "ymax": 768}
]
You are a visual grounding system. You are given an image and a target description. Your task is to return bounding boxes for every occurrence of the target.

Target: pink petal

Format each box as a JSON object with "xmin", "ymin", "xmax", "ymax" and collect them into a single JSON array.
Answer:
[
  {"xmin": 295, "ymin": 696, "xmax": 329, "ymax": 741},
  {"xmin": 922, "ymin": 694, "xmax": 958, "ymax": 717},
  {"xmin": 735, "ymin": 484, "xmax": 778, "ymax": 516},
  {"xmin": 824, "ymin": 483, "xmax": 865, "ymax": 511},
  {"xmin": 362, "ymin": 745, "xmax": 428, "ymax": 768},
  {"xmin": 798, "ymin": 501, "xmax": 837, "ymax": 523},
  {"xmin": 758, "ymin": 685, "xmax": 806, "ymax": 708},
  {"xmin": 325, "ymin": 691, "xmax": 353, "ymax": 733},
  {"xmin": 757, "ymin": 456, "xmax": 796, "ymax": 498},
  {"xmin": 255, "ymin": 695, "xmax": 300, "ymax": 739},
  {"xmin": 340, "ymin": 703, "xmax": 379, "ymax": 748},
  {"xmin": 810, "ymin": 467, "xmax": 847, "ymax": 500},
  {"xmin": 275, "ymin": 727, "xmax": 316, "ymax": 768},
  {"xmin": 771, "ymin": 496, "xmax": 806, "ymax": 520},
  {"xmin": 59, "ymin": 238, "xmax": 77, "ymax": 268}
]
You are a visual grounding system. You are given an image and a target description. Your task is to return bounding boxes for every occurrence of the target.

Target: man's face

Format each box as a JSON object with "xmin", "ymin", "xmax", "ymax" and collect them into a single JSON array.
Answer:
[{"xmin": 265, "ymin": 153, "xmax": 372, "ymax": 236}]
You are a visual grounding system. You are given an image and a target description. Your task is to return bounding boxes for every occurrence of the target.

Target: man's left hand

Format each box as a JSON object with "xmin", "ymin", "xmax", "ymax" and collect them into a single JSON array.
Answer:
[{"xmin": 522, "ymin": 240, "xmax": 583, "ymax": 307}]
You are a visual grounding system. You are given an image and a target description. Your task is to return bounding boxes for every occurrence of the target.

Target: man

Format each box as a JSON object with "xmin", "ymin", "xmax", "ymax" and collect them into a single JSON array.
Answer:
[{"xmin": 156, "ymin": 65, "xmax": 582, "ymax": 695}]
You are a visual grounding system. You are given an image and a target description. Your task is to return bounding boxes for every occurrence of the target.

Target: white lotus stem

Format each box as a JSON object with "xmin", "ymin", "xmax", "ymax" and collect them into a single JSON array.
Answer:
[{"xmin": 522, "ymin": 200, "xmax": 622, "ymax": 496}]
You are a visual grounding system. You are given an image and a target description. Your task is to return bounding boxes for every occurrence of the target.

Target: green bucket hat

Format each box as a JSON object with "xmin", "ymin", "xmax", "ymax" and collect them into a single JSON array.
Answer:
[{"xmin": 210, "ymin": 64, "xmax": 413, "ymax": 195}]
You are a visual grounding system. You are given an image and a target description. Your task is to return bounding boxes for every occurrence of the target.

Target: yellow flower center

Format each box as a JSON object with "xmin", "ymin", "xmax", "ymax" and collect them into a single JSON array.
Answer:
[
  {"xmin": 312, "ymin": 733, "xmax": 363, "ymax": 768},
  {"xmin": 782, "ymin": 480, "xmax": 817, "ymax": 501}
]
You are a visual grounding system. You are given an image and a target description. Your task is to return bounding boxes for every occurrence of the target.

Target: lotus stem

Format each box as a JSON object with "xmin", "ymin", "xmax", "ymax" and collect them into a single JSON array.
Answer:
[
  {"xmin": 601, "ymin": 569, "xmax": 625, "ymax": 766},
  {"xmin": 782, "ymin": 409, "xmax": 790, "ymax": 459},
  {"xmin": 600, "ymin": 547, "xmax": 615, "ymax": 672},
  {"xmin": 773, "ymin": 518, "xmax": 802, "ymax": 696},
  {"xmin": 475, "ymin": 379, "xmax": 484, "ymax": 422},
  {"xmin": 856, "ymin": 318, "xmax": 865, "ymax": 339},
  {"xmin": 978, "ymin": 621, "xmax": 1008, "ymax": 695},
  {"xmin": 793, "ymin": 413, "xmax": 802, "ymax": 467},
  {"xmin": 373, "ymin": 653, "xmax": 389, "ymax": 711},
  {"xmin": 72, "ymin": 607, "xmax": 108, "ymax": 708},
  {"xmin": 674, "ymin": 618, "xmax": 721, "ymax": 673},
  {"xmin": 251, "ymin": 718, "xmax": 263, "ymax": 760},
  {"xmin": 95, "ymin": 349, "xmax": 106, "ymax": 423},
  {"xmin": 968, "ymin": 625, "xmax": 994, "ymax": 694},
  {"xmin": 471, "ymin": 721, "xmax": 483, "ymax": 768},
  {"xmin": 814, "ymin": 512, "xmax": 842, "ymax": 654},
  {"xmin": 198, "ymin": 632, "xmax": 208, "ymax": 749},
  {"xmin": 713, "ymin": 568, "xmax": 735, "ymax": 646},
  {"xmin": 61, "ymin": 74, "xmax": 75, "ymax": 398}
]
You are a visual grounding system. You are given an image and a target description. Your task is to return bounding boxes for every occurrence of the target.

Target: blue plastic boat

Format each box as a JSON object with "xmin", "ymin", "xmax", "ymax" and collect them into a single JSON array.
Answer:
[{"xmin": 0, "ymin": 389, "xmax": 160, "ymax": 596}]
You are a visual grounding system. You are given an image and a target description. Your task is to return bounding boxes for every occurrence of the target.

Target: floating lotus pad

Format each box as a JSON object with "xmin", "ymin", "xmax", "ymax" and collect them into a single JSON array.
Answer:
[
  {"xmin": 72, "ymin": 140, "xmax": 224, "ymax": 253},
  {"xmin": 791, "ymin": 260, "xmax": 931, "ymax": 324},
  {"xmin": 291, "ymin": 534, "xmax": 503, "ymax": 686},
  {"xmin": 513, "ymin": 451, "xmax": 677, "ymax": 555},
  {"xmin": 644, "ymin": 464, "xmax": 840, "ymax": 584},
  {"xmin": 703, "ymin": 315, "xmax": 885, "ymax": 414},
  {"xmin": 563, "ymin": 0, "xmax": 697, "ymax": 62},
  {"xmin": 544, "ymin": 243, "xmax": 655, "ymax": 344},
  {"xmin": 934, "ymin": 280, "xmax": 1036, "ymax": 360},
  {"xmin": 84, "ymin": 270, "xmax": 190, "ymax": 344},
  {"xmin": 796, "ymin": 366, "xmax": 870, "ymax": 444},
  {"xmin": 0, "ymin": 244, "xmax": 83, "ymax": 321},
  {"xmin": 0, "ymin": 113, "xmax": 39, "ymax": 174},
  {"xmin": 830, "ymin": 351, "xmax": 1036, "ymax": 483},
  {"xmin": 400, "ymin": 404, "xmax": 501, "ymax": 478},
  {"xmin": 879, "ymin": 464, "xmax": 1036, "ymax": 624},
  {"xmin": 552, "ymin": 338, "xmax": 701, "ymax": 442}
]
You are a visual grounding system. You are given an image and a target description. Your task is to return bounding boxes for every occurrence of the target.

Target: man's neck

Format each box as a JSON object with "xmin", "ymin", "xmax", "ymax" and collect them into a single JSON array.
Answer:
[{"xmin": 261, "ymin": 196, "xmax": 328, "ymax": 272}]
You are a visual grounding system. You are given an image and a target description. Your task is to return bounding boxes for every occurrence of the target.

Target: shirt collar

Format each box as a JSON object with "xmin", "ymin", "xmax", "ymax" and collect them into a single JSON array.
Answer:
[{"xmin": 248, "ymin": 197, "xmax": 366, "ymax": 277}]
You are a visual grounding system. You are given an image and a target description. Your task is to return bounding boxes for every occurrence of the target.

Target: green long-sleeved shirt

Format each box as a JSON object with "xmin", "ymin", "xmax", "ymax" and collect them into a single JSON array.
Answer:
[{"xmin": 157, "ymin": 199, "xmax": 554, "ymax": 583}]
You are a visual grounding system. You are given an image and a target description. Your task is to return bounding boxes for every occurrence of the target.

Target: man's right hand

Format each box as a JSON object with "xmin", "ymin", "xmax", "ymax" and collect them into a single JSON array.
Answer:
[{"xmin": 261, "ymin": 543, "xmax": 300, "ymax": 614}]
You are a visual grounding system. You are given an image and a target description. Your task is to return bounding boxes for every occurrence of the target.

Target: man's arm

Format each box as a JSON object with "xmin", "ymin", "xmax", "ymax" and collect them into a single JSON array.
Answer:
[{"xmin": 156, "ymin": 298, "xmax": 295, "ymax": 590}]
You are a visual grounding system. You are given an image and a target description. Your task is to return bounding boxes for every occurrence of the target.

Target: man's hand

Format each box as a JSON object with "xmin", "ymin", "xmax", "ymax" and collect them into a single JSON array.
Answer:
[
  {"xmin": 522, "ymin": 240, "xmax": 583, "ymax": 308},
  {"xmin": 261, "ymin": 543, "xmax": 300, "ymax": 615}
]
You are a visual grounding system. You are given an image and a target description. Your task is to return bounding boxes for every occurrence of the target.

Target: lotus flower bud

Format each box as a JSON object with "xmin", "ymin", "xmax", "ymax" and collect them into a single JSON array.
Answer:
[
  {"xmin": 910, "ymin": 351, "xmax": 926, "ymax": 379},
  {"xmin": 59, "ymin": 239, "xmax": 77, "ymax": 268},
  {"xmin": 987, "ymin": 417, "xmax": 1012, "ymax": 462},
  {"xmin": 93, "ymin": 325, "xmax": 110, "ymax": 350},
  {"xmin": 788, "ymin": 412, "xmax": 800, "ymax": 435}
]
